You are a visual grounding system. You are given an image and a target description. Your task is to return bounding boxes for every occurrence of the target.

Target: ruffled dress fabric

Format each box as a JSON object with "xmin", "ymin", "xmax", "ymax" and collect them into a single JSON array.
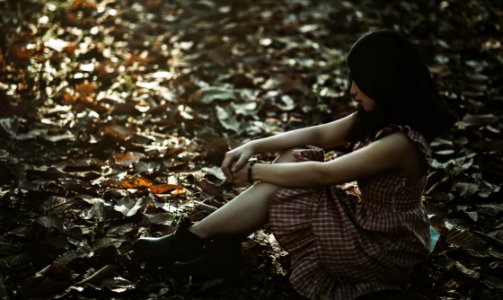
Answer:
[{"xmin": 269, "ymin": 125, "xmax": 432, "ymax": 300}]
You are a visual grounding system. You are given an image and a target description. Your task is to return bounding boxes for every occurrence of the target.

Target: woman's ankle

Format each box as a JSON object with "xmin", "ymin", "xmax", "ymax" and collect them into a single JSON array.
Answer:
[{"xmin": 187, "ymin": 224, "xmax": 210, "ymax": 239}]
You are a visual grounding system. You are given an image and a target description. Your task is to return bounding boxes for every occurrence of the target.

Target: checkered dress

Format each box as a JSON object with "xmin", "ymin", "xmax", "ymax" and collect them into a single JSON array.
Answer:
[{"xmin": 269, "ymin": 125, "xmax": 432, "ymax": 300}]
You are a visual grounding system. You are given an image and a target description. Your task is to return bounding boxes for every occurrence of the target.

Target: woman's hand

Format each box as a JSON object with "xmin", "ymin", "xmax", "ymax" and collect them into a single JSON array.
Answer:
[
  {"xmin": 228, "ymin": 163, "xmax": 250, "ymax": 186},
  {"xmin": 221, "ymin": 143, "xmax": 254, "ymax": 181}
]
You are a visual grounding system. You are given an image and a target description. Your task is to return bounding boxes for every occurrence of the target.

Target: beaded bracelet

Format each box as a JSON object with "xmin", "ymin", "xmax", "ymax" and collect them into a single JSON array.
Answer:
[{"xmin": 247, "ymin": 160, "xmax": 257, "ymax": 184}]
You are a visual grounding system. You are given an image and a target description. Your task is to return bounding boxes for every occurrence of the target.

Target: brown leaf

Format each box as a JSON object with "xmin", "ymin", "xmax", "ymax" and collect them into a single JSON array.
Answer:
[
  {"xmin": 76, "ymin": 265, "xmax": 118, "ymax": 285},
  {"xmin": 102, "ymin": 125, "xmax": 135, "ymax": 141},
  {"xmin": 25, "ymin": 264, "xmax": 73, "ymax": 297},
  {"xmin": 75, "ymin": 80, "xmax": 96, "ymax": 96},
  {"xmin": 113, "ymin": 152, "xmax": 145, "ymax": 166},
  {"xmin": 11, "ymin": 44, "xmax": 36, "ymax": 60},
  {"xmin": 195, "ymin": 177, "xmax": 225, "ymax": 196},
  {"xmin": 71, "ymin": 0, "xmax": 97, "ymax": 11},
  {"xmin": 446, "ymin": 228, "xmax": 488, "ymax": 251}
]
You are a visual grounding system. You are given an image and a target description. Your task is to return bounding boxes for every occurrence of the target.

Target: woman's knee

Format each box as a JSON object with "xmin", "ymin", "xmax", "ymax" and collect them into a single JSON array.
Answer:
[{"xmin": 273, "ymin": 148, "xmax": 300, "ymax": 164}]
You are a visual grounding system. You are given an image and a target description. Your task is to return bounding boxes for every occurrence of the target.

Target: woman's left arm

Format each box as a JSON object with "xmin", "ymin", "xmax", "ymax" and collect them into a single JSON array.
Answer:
[{"xmin": 231, "ymin": 132, "xmax": 419, "ymax": 188}]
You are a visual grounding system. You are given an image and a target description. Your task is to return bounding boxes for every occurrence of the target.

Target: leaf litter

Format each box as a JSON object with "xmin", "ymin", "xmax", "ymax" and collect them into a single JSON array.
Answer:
[{"xmin": 0, "ymin": 0, "xmax": 502, "ymax": 299}]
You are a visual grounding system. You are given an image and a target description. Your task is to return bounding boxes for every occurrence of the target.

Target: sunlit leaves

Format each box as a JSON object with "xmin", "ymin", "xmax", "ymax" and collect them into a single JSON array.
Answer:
[
  {"xmin": 116, "ymin": 176, "xmax": 187, "ymax": 196},
  {"xmin": 0, "ymin": 0, "xmax": 502, "ymax": 299}
]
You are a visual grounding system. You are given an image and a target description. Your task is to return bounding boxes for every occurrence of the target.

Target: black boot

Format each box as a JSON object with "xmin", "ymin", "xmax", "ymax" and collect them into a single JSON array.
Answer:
[
  {"xmin": 171, "ymin": 235, "xmax": 244, "ymax": 279},
  {"xmin": 134, "ymin": 217, "xmax": 206, "ymax": 266}
]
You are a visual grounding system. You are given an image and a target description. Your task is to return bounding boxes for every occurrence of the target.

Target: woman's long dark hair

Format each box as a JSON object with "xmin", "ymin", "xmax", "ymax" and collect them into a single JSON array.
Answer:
[{"xmin": 346, "ymin": 30, "xmax": 456, "ymax": 143}]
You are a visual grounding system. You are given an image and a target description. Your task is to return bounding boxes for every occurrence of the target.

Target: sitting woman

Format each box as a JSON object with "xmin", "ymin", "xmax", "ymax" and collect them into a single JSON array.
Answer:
[{"xmin": 134, "ymin": 30, "xmax": 455, "ymax": 300}]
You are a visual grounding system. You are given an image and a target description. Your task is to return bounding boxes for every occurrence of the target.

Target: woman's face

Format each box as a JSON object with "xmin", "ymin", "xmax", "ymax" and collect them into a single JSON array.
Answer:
[{"xmin": 350, "ymin": 81, "xmax": 376, "ymax": 112}]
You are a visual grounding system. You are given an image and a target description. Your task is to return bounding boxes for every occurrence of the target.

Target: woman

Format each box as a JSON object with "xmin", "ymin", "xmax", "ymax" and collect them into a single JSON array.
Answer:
[{"xmin": 135, "ymin": 30, "xmax": 455, "ymax": 299}]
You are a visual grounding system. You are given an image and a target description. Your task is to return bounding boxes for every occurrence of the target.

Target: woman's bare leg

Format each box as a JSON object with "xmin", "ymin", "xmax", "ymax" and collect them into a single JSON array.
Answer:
[
  {"xmin": 189, "ymin": 182, "xmax": 277, "ymax": 238},
  {"xmin": 189, "ymin": 150, "xmax": 297, "ymax": 238}
]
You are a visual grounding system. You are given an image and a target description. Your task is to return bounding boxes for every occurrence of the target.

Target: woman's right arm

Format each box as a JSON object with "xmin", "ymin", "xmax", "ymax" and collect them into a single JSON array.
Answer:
[{"xmin": 221, "ymin": 112, "xmax": 356, "ymax": 178}]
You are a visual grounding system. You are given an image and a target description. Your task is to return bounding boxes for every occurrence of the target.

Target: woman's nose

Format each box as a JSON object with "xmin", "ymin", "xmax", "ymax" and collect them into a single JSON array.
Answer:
[{"xmin": 350, "ymin": 84, "xmax": 356, "ymax": 97}]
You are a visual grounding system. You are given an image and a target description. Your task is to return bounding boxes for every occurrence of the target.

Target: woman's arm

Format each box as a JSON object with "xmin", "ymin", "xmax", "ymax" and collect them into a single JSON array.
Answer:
[
  {"xmin": 233, "ymin": 131, "xmax": 421, "ymax": 187},
  {"xmin": 250, "ymin": 112, "xmax": 356, "ymax": 153},
  {"xmin": 221, "ymin": 113, "xmax": 356, "ymax": 178}
]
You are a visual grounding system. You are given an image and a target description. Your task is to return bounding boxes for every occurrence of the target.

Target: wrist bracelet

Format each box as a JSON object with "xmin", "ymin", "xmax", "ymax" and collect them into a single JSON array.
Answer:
[{"xmin": 247, "ymin": 160, "xmax": 257, "ymax": 184}]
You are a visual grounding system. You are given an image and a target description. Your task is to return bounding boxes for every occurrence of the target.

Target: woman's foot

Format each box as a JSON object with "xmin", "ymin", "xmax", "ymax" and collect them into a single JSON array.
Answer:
[{"xmin": 134, "ymin": 217, "xmax": 206, "ymax": 266}]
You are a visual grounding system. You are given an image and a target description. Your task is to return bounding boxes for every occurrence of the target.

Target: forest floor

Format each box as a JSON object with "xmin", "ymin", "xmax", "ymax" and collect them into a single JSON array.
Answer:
[{"xmin": 1, "ymin": 0, "xmax": 502, "ymax": 299}]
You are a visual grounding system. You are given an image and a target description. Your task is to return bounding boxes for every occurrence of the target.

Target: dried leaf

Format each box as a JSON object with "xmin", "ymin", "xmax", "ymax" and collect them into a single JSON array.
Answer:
[
  {"xmin": 149, "ymin": 183, "xmax": 186, "ymax": 195},
  {"xmin": 102, "ymin": 125, "xmax": 135, "ymax": 141},
  {"xmin": 141, "ymin": 212, "xmax": 174, "ymax": 225},
  {"xmin": 192, "ymin": 87, "xmax": 236, "ymax": 104},
  {"xmin": 37, "ymin": 215, "xmax": 65, "ymax": 230},
  {"xmin": 454, "ymin": 182, "xmax": 479, "ymax": 199},
  {"xmin": 455, "ymin": 114, "xmax": 499, "ymax": 130},
  {"xmin": 113, "ymin": 196, "xmax": 146, "ymax": 217},
  {"xmin": 113, "ymin": 152, "xmax": 145, "ymax": 166},
  {"xmin": 454, "ymin": 261, "xmax": 480, "ymax": 280},
  {"xmin": 94, "ymin": 276, "xmax": 135, "ymax": 293},
  {"xmin": 446, "ymin": 228, "xmax": 487, "ymax": 251},
  {"xmin": 106, "ymin": 224, "xmax": 135, "ymax": 237},
  {"xmin": 76, "ymin": 265, "xmax": 118, "ymax": 285},
  {"xmin": 117, "ymin": 176, "xmax": 153, "ymax": 189},
  {"xmin": 195, "ymin": 177, "xmax": 225, "ymax": 196},
  {"xmin": 75, "ymin": 80, "xmax": 96, "ymax": 96},
  {"xmin": 216, "ymin": 105, "xmax": 240, "ymax": 132}
]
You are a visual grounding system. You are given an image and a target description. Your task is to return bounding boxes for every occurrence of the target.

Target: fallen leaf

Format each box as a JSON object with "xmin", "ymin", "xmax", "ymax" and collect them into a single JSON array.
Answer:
[
  {"xmin": 113, "ymin": 152, "xmax": 145, "ymax": 166},
  {"xmin": 149, "ymin": 183, "xmax": 186, "ymax": 195},
  {"xmin": 191, "ymin": 87, "xmax": 236, "ymax": 104},
  {"xmin": 113, "ymin": 196, "xmax": 146, "ymax": 217}
]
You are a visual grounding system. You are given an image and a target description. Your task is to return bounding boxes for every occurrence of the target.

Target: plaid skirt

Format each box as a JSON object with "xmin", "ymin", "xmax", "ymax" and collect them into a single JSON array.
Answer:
[{"xmin": 269, "ymin": 127, "xmax": 431, "ymax": 300}]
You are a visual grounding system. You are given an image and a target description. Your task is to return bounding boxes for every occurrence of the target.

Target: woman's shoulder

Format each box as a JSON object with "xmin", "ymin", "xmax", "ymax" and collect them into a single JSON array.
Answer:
[{"xmin": 374, "ymin": 125, "xmax": 432, "ymax": 171}]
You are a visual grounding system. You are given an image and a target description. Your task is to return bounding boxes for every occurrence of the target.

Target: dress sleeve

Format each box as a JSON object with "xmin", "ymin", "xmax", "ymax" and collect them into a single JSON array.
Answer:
[{"xmin": 373, "ymin": 125, "xmax": 432, "ymax": 168}]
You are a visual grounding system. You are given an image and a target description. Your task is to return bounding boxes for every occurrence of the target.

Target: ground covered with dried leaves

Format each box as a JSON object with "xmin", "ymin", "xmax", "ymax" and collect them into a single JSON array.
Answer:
[{"xmin": 1, "ymin": 0, "xmax": 502, "ymax": 299}]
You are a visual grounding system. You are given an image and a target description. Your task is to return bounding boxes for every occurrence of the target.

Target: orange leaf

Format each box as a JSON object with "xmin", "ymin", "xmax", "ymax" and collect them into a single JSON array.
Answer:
[
  {"xmin": 149, "ymin": 184, "xmax": 186, "ymax": 195},
  {"xmin": 12, "ymin": 44, "xmax": 35, "ymax": 59},
  {"xmin": 64, "ymin": 93, "xmax": 78, "ymax": 102},
  {"xmin": 102, "ymin": 125, "xmax": 134, "ymax": 141},
  {"xmin": 76, "ymin": 80, "xmax": 95, "ymax": 95},
  {"xmin": 63, "ymin": 43, "xmax": 77, "ymax": 55},
  {"xmin": 117, "ymin": 176, "xmax": 153, "ymax": 189},
  {"xmin": 71, "ymin": 0, "xmax": 97, "ymax": 11}
]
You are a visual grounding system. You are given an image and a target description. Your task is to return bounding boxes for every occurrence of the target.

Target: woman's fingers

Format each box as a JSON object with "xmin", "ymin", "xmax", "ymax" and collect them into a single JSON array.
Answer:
[
  {"xmin": 232, "ymin": 155, "xmax": 248, "ymax": 173},
  {"xmin": 221, "ymin": 153, "xmax": 236, "ymax": 180}
]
